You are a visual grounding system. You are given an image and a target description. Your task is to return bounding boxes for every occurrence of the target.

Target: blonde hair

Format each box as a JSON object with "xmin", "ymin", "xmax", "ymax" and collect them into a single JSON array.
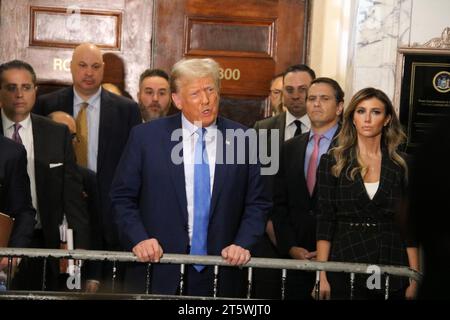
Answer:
[
  {"xmin": 331, "ymin": 87, "xmax": 407, "ymax": 180},
  {"xmin": 170, "ymin": 58, "xmax": 221, "ymax": 93}
]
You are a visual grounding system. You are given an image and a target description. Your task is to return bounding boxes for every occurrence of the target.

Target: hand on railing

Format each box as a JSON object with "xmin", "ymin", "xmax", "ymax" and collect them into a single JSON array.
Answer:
[
  {"xmin": 288, "ymin": 246, "xmax": 317, "ymax": 260},
  {"xmin": 221, "ymin": 244, "xmax": 250, "ymax": 266},
  {"xmin": 132, "ymin": 238, "xmax": 163, "ymax": 263}
]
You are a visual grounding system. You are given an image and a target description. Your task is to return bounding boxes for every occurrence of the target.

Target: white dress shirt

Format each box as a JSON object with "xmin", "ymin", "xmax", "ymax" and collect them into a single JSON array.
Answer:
[
  {"xmin": 1, "ymin": 110, "xmax": 40, "ymax": 227},
  {"xmin": 73, "ymin": 87, "xmax": 101, "ymax": 172},
  {"xmin": 181, "ymin": 114, "xmax": 217, "ymax": 245},
  {"xmin": 284, "ymin": 110, "xmax": 310, "ymax": 141}
]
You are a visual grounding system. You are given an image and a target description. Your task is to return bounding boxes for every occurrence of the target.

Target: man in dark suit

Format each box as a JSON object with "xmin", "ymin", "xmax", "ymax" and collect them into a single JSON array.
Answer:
[
  {"xmin": 0, "ymin": 60, "xmax": 89, "ymax": 290},
  {"xmin": 33, "ymin": 43, "xmax": 141, "ymax": 289},
  {"xmin": 252, "ymin": 64, "xmax": 316, "ymax": 298},
  {"xmin": 0, "ymin": 135, "xmax": 36, "ymax": 270},
  {"xmin": 48, "ymin": 111, "xmax": 102, "ymax": 293},
  {"xmin": 110, "ymin": 58, "xmax": 271, "ymax": 297},
  {"xmin": 272, "ymin": 77, "xmax": 344, "ymax": 299}
]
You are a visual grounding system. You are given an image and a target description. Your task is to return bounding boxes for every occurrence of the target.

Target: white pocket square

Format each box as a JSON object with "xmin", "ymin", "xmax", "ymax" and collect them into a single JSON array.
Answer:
[{"xmin": 49, "ymin": 163, "xmax": 63, "ymax": 168}]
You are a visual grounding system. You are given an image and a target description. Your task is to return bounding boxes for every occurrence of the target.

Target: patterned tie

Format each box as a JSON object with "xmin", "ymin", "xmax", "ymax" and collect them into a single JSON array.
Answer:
[
  {"xmin": 294, "ymin": 120, "xmax": 302, "ymax": 137},
  {"xmin": 191, "ymin": 128, "xmax": 211, "ymax": 272},
  {"xmin": 12, "ymin": 123, "xmax": 23, "ymax": 144},
  {"xmin": 74, "ymin": 102, "xmax": 89, "ymax": 167},
  {"xmin": 306, "ymin": 134, "xmax": 323, "ymax": 195}
]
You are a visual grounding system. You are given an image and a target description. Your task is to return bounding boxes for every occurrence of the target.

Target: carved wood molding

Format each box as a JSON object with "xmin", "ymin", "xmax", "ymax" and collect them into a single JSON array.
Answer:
[
  {"xmin": 411, "ymin": 27, "xmax": 450, "ymax": 50},
  {"xmin": 183, "ymin": 15, "xmax": 276, "ymax": 58},
  {"xmin": 29, "ymin": 6, "xmax": 122, "ymax": 50}
]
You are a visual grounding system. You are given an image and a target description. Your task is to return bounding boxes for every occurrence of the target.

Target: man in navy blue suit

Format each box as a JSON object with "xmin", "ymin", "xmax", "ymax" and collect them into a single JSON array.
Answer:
[
  {"xmin": 110, "ymin": 58, "xmax": 271, "ymax": 297},
  {"xmin": 0, "ymin": 135, "xmax": 35, "ymax": 263}
]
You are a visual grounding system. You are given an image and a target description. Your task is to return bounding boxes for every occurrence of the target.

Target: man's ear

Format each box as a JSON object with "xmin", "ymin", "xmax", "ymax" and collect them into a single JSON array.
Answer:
[
  {"xmin": 171, "ymin": 92, "xmax": 182, "ymax": 111},
  {"xmin": 336, "ymin": 101, "xmax": 344, "ymax": 115}
]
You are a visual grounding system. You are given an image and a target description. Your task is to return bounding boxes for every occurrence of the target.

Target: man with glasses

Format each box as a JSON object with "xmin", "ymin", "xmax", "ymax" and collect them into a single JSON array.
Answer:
[
  {"xmin": 268, "ymin": 73, "xmax": 284, "ymax": 116},
  {"xmin": 0, "ymin": 60, "xmax": 89, "ymax": 291}
]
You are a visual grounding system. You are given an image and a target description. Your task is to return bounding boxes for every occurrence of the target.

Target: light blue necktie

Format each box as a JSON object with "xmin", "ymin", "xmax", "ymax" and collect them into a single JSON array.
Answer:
[{"xmin": 191, "ymin": 128, "xmax": 211, "ymax": 272}]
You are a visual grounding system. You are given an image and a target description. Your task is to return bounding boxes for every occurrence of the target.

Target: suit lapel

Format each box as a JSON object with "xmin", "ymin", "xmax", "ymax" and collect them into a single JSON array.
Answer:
[
  {"xmin": 63, "ymin": 87, "xmax": 75, "ymax": 115},
  {"xmin": 165, "ymin": 114, "xmax": 188, "ymax": 225},
  {"xmin": 277, "ymin": 112, "xmax": 286, "ymax": 146},
  {"xmin": 209, "ymin": 117, "xmax": 229, "ymax": 219},
  {"xmin": 97, "ymin": 89, "xmax": 113, "ymax": 173},
  {"xmin": 30, "ymin": 114, "xmax": 44, "ymax": 211},
  {"xmin": 372, "ymin": 148, "xmax": 395, "ymax": 205},
  {"xmin": 291, "ymin": 133, "xmax": 308, "ymax": 193}
]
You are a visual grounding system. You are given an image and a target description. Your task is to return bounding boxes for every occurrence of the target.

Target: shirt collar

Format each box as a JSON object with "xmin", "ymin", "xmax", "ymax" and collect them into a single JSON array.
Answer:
[
  {"xmin": 181, "ymin": 113, "xmax": 217, "ymax": 137},
  {"xmin": 309, "ymin": 123, "xmax": 339, "ymax": 142},
  {"xmin": 285, "ymin": 110, "xmax": 311, "ymax": 130},
  {"xmin": 1, "ymin": 108, "xmax": 32, "ymax": 130},
  {"xmin": 73, "ymin": 87, "xmax": 102, "ymax": 108}
]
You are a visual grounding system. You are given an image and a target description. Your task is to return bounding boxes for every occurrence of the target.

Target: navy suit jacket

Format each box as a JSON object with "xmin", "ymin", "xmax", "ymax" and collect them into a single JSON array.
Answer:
[
  {"xmin": 0, "ymin": 136, "xmax": 35, "ymax": 247},
  {"xmin": 110, "ymin": 113, "xmax": 271, "ymax": 295},
  {"xmin": 33, "ymin": 87, "xmax": 141, "ymax": 249}
]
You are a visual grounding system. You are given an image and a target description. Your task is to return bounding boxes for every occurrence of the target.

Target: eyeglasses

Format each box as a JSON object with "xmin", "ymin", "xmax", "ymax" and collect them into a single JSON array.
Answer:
[
  {"xmin": 270, "ymin": 89, "xmax": 282, "ymax": 96},
  {"xmin": 1, "ymin": 84, "xmax": 35, "ymax": 93}
]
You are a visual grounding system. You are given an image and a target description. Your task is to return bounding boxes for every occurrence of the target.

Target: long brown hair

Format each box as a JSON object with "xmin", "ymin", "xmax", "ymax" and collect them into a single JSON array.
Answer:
[{"xmin": 330, "ymin": 87, "xmax": 407, "ymax": 180}]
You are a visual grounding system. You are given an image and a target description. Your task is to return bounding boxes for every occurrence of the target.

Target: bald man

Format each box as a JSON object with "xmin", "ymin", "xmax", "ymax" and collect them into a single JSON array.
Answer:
[{"xmin": 34, "ymin": 43, "xmax": 141, "ymax": 290}]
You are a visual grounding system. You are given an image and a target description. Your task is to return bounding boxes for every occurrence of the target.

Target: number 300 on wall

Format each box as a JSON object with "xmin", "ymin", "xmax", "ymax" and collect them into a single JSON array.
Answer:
[{"xmin": 219, "ymin": 68, "xmax": 241, "ymax": 81}]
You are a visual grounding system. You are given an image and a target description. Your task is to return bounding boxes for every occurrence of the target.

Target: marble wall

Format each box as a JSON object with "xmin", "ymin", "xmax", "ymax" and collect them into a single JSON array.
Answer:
[
  {"xmin": 347, "ymin": 0, "xmax": 449, "ymax": 109},
  {"xmin": 0, "ymin": 0, "xmax": 153, "ymax": 100}
]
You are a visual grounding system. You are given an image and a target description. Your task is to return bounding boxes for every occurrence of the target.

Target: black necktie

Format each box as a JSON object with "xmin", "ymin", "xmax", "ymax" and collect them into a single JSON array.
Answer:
[{"xmin": 294, "ymin": 120, "xmax": 302, "ymax": 137}]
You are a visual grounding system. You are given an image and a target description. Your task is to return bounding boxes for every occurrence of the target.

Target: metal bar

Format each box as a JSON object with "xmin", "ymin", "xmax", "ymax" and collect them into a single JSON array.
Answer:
[
  {"xmin": 0, "ymin": 248, "xmax": 423, "ymax": 282},
  {"xmin": 145, "ymin": 263, "xmax": 152, "ymax": 294},
  {"xmin": 281, "ymin": 269, "xmax": 287, "ymax": 300},
  {"xmin": 111, "ymin": 261, "xmax": 117, "ymax": 293},
  {"xmin": 349, "ymin": 272, "xmax": 355, "ymax": 300},
  {"xmin": 384, "ymin": 274, "xmax": 390, "ymax": 300},
  {"xmin": 41, "ymin": 258, "xmax": 47, "ymax": 291},
  {"xmin": 314, "ymin": 270, "xmax": 320, "ymax": 300},
  {"xmin": 179, "ymin": 264, "xmax": 185, "ymax": 296},
  {"xmin": 6, "ymin": 256, "xmax": 13, "ymax": 290},
  {"xmin": 246, "ymin": 267, "xmax": 252, "ymax": 299},
  {"xmin": 213, "ymin": 265, "xmax": 219, "ymax": 298}
]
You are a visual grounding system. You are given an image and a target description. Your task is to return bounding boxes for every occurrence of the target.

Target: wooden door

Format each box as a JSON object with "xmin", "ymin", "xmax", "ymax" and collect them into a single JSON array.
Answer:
[{"xmin": 153, "ymin": 0, "xmax": 310, "ymax": 127}]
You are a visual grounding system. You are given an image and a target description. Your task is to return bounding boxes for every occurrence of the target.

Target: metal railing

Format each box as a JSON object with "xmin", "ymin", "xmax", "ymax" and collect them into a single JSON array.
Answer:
[{"xmin": 0, "ymin": 248, "xmax": 422, "ymax": 300}]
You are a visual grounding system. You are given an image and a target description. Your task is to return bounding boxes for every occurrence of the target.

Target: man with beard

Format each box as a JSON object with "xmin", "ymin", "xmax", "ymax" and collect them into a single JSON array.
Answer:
[{"xmin": 137, "ymin": 69, "xmax": 171, "ymax": 122}]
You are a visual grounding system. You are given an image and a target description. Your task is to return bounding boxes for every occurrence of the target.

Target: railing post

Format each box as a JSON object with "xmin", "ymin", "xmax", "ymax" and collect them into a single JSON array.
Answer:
[
  {"xmin": 41, "ymin": 258, "xmax": 47, "ymax": 291},
  {"xmin": 246, "ymin": 267, "xmax": 253, "ymax": 299},
  {"xmin": 213, "ymin": 265, "xmax": 219, "ymax": 298},
  {"xmin": 281, "ymin": 269, "xmax": 287, "ymax": 300},
  {"xmin": 384, "ymin": 274, "xmax": 390, "ymax": 300},
  {"xmin": 145, "ymin": 263, "xmax": 152, "ymax": 294},
  {"xmin": 349, "ymin": 272, "xmax": 355, "ymax": 300},
  {"xmin": 6, "ymin": 256, "xmax": 13, "ymax": 290},
  {"xmin": 111, "ymin": 261, "xmax": 117, "ymax": 293},
  {"xmin": 179, "ymin": 264, "xmax": 185, "ymax": 296},
  {"xmin": 314, "ymin": 270, "xmax": 320, "ymax": 300}
]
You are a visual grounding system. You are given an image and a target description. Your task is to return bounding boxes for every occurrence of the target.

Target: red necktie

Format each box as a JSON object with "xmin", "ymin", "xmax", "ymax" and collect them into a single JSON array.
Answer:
[{"xmin": 306, "ymin": 134, "xmax": 323, "ymax": 195}]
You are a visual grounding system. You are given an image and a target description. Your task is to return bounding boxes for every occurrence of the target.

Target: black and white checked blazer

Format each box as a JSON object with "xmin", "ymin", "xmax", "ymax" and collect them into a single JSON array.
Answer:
[{"xmin": 316, "ymin": 148, "xmax": 415, "ymax": 267}]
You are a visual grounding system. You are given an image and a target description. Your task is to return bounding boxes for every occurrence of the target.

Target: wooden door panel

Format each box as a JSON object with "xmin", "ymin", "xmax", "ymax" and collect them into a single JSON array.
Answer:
[{"xmin": 154, "ymin": 0, "xmax": 309, "ymax": 126}]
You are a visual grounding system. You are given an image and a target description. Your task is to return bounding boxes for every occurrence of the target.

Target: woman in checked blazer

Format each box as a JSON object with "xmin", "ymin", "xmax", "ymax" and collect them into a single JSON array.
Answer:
[{"xmin": 313, "ymin": 87, "xmax": 419, "ymax": 300}]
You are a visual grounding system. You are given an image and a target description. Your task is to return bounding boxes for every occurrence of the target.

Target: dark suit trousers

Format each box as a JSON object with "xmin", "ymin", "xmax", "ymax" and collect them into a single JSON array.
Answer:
[{"xmin": 12, "ymin": 229, "xmax": 59, "ymax": 291}]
